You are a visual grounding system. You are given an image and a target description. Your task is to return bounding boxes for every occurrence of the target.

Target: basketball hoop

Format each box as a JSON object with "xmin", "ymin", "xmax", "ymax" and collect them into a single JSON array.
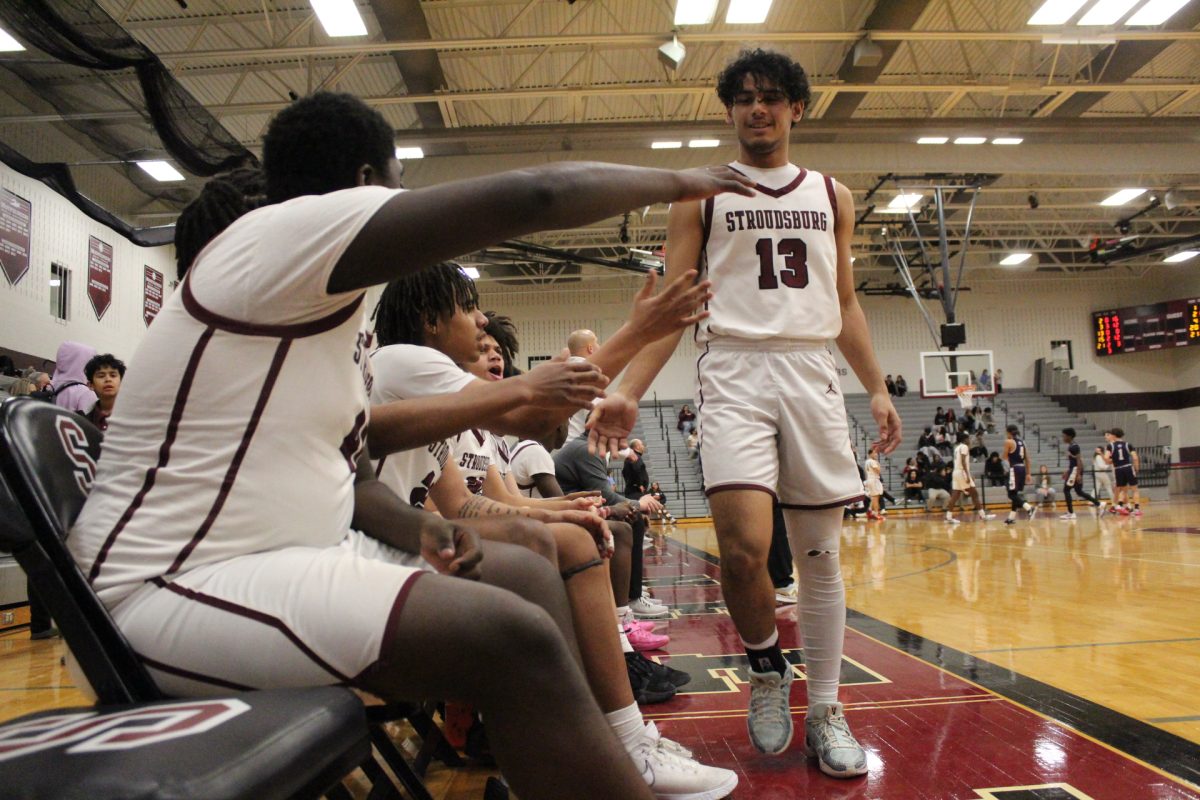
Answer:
[{"xmin": 954, "ymin": 384, "xmax": 977, "ymax": 411}]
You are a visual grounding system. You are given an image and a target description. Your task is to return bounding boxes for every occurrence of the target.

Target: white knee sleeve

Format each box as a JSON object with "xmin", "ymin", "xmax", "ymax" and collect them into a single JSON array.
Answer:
[{"xmin": 782, "ymin": 506, "xmax": 846, "ymax": 708}]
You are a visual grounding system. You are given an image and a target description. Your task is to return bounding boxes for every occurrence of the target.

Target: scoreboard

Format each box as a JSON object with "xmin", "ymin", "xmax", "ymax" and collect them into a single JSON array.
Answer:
[{"xmin": 1093, "ymin": 298, "xmax": 1200, "ymax": 356}]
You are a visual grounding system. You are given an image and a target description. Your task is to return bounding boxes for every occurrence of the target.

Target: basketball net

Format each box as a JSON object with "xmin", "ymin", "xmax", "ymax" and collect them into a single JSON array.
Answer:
[{"xmin": 954, "ymin": 383, "xmax": 977, "ymax": 411}]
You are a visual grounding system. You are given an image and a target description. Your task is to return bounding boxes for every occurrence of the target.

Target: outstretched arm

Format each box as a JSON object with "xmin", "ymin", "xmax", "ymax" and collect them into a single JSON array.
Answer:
[
  {"xmin": 330, "ymin": 163, "xmax": 754, "ymax": 292},
  {"xmin": 833, "ymin": 181, "xmax": 902, "ymax": 455}
]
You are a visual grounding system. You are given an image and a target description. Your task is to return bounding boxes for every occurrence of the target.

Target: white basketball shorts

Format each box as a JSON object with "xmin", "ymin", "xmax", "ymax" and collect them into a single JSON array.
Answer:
[
  {"xmin": 695, "ymin": 339, "xmax": 864, "ymax": 509},
  {"xmin": 952, "ymin": 471, "xmax": 975, "ymax": 491},
  {"xmin": 109, "ymin": 530, "xmax": 430, "ymax": 696}
]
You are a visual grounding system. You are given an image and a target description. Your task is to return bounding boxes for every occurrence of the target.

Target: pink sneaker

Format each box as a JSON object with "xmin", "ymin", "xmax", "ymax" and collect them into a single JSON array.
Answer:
[{"xmin": 624, "ymin": 623, "xmax": 670, "ymax": 651}]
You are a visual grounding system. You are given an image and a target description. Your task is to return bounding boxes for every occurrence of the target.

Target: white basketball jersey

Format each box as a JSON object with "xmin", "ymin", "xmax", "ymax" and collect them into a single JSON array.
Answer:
[
  {"xmin": 69, "ymin": 186, "xmax": 401, "ymax": 607},
  {"xmin": 954, "ymin": 443, "xmax": 970, "ymax": 473},
  {"xmin": 509, "ymin": 440, "xmax": 557, "ymax": 498},
  {"xmin": 696, "ymin": 162, "xmax": 843, "ymax": 343},
  {"xmin": 375, "ymin": 439, "xmax": 453, "ymax": 510},
  {"xmin": 453, "ymin": 430, "xmax": 495, "ymax": 495}
]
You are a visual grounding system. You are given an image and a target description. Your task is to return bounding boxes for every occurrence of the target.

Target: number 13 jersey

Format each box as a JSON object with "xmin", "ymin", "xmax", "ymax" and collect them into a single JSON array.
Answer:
[{"xmin": 696, "ymin": 162, "xmax": 842, "ymax": 344}]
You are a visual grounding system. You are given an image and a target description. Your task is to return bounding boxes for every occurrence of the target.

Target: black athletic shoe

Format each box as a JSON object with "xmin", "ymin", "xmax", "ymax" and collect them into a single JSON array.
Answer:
[
  {"xmin": 626, "ymin": 651, "xmax": 677, "ymax": 704},
  {"xmin": 640, "ymin": 652, "xmax": 692, "ymax": 688}
]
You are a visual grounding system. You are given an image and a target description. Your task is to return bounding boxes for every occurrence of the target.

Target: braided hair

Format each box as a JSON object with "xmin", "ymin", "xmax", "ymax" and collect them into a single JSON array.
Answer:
[
  {"xmin": 483, "ymin": 312, "xmax": 521, "ymax": 377},
  {"xmin": 374, "ymin": 263, "xmax": 480, "ymax": 347},
  {"xmin": 174, "ymin": 167, "xmax": 266, "ymax": 278}
]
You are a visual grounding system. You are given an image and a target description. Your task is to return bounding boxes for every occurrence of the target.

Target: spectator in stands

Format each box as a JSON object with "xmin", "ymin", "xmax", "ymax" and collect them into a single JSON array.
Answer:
[
  {"xmin": 885, "ymin": 374, "xmax": 896, "ymax": 396},
  {"xmin": 923, "ymin": 464, "xmax": 952, "ymax": 511},
  {"xmin": 970, "ymin": 430, "xmax": 987, "ymax": 461},
  {"xmin": 982, "ymin": 406, "xmax": 996, "ymax": 434},
  {"xmin": 1034, "ymin": 465, "xmax": 1057, "ymax": 508},
  {"xmin": 985, "ymin": 451, "xmax": 1007, "ymax": 487},
  {"xmin": 934, "ymin": 405, "xmax": 947, "ymax": 425},
  {"xmin": 47, "ymin": 341, "xmax": 97, "ymax": 413},
  {"xmin": 1093, "ymin": 446, "xmax": 1114, "ymax": 501},
  {"xmin": 918, "ymin": 441, "xmax": 941, "ymax": 467},
  {"xmin": 895, "ymin": 374, "xmax": 908, "ymax": 397},
  {"xmin": 686, "ymin": 429, "xmax": 699, "ymax": 459},
  {"xmin": 994, "ymin": 368, "xmax": 1003, "ymax": 394},
  {"xmin": 677, "ymin": 404, "xmax": 696, "ymax": 437},
  {"xmin": 978, "ymin": 369, "xmax": 992, "ymax": 392},
  {"xmin": 0, "ymin": 355, "xmax": 18, "ymax": 394},
  {"xmin": 83, "ymin": 353, "xmax": 125, "ymax": 433},
  {"xmin": 6, "ymin": 376, "xmax": 35, "ymax": 397},
  {"xmin": 917, "ymin": 426, "xmax": 935, "ymax": 449},
  {"xmin": 647, "ymin": 482, "xmax": 675, "ymax": 525},
  {"xmin": 944, "ymin": 407, "xmax": 958, "ymax": 435},
  {"xmin": 935, "ymin": 427, "xmax": 953, "ymax": 459},
  {"xmin": 903, "ymin": 459, "xmax": 924, "ymax": 506},
  {"xmin": 30, "ymin": 371, "xmax": 51, "ymax": 392},
  {"xmin": 484, "ymin": 312, "xmax": 522, "ymax": 377},
  {"xmin": 622, "ymin": 440, "xmax": 650, "ymax": 499}
]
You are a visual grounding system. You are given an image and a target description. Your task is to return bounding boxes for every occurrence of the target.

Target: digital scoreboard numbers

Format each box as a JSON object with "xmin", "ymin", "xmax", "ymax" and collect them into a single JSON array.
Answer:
[{"xmin": 1093, "ymin": 298, "xmax": 1200, "ymax": 356}]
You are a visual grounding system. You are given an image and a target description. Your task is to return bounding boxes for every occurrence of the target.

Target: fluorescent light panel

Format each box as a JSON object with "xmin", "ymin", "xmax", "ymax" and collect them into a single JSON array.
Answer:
[
  {"xmin": 674, "ymin": 0, "xmax": 718, "ymax": 25},
  {"xmin": 954, "ymin": 136, "xmax": 987, "ymax": 144},
  {"xmin": 461, "ymin": 266, "xmax": 481, "ymax": 278},
  {"xmin": 888, "ymin": 193, "xmax": 924, "ymax": 210},
  {"xmin": 310, "ymin": 0, "xmax": 367, "ymax": 37},
  {"xmin": 992, "ymin": 137, "xmax": 1024, "ymax": 145},
  {"xmin": 917, "ymin": 136, "xmax": 949, "ymax": 144},
  {"xmin": 1100, "ymin": 188, "xmax": 1146, "ymax": 205},
  {"xmin": 394, "ymin": 146, "xmax": 424, "ymax": 159},
  {"xmin": 1127, "ymin": 0, "xmax": 1193, "ymax": 25},
  {"xmin": 651, "ymin": 141, "xmax": 683, "ymax": 149},
  {"xmin": 726, "ymin": 0, "xmax": 773, "ymax": 24},
  {"xmin": 137, "ymin": 161, "xmax": 185, "ymax": 182},
  {"xmin": 1000, "ymin": 252, "xmax": 1033, "ymax": 265},
  {"xmin": 1079, "ymin": 0, "xmax": 1142, "ymax": 25},
  {"xmin": 0, "ymin": 27, "xmax": 24, "ymax": 51},
  {"xmin": 1028, "ymin": 0, "xmax": 1089, "ymax": 25},
  {"xmin": 48, "ymin": 279, "xmax": 61, "ymax": 287},
  {"xmin": 1163, "ymin": 250, "xmax": 1199, "ymax": 263},
  {"xmin": 688, "ymin": 138, "xmax": 720, "ymax": 148}
]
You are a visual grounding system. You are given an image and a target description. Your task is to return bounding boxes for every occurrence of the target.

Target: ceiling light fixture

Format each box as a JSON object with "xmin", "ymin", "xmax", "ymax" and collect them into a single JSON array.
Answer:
[
  {"xmin": 888, "ymin": 193, "xmax": 924, "ymax": 210},
  {"xmin": 1127, "ymin": 0, "xmax": 1193, "ymax": 25},
  {"xmin": 1100, "ymin": 188, "xmax": 1147, "ymax": 206},
  {"xmin": 1079, "ymin": 0, "xmax": 1142, "ymax": 25},
  {"xmin": 1028, "ymin": 0, "xmax": 1089, "ymax": 25},
  {"xmin": 651, "ymin": 141, "xmax": 683, "ymax": 149},
  {"xmin": 1000, "ymin": 253, "xmax": 1033, "ymax": 266},
  {"xmin": 917, "ymin": 136, "xmax": 948, "ymax": 144},
  {"xmin": 674, "ymin": 0, "xmax": 718, "ymax": 25},
  {"xmin": 1163, "ymin": 250, "xmax": 1199, "ymax": 263},
  {"xmin": 992, "ymin": 137, "xmax": 1024, "ymax": 145},
  {"xmin": 460, "ymin": 266, "xmax": 481, "ymax": 278},
  {"xmin": 954, "ymin": 136, "xmax": 987, "ymax": 144},
  {"xmin": 657, "ymin": 34, "xmax": 687, "ymax": 70},
  {"xmin": 394, "ymin": 146, "xmax": 424, "ymax": 159},
  {"xmin": 136, "ymin": 161, "xmax": 185, "ymax": 182},
  {"xmin": 726, "ymin": 0, "xmax": 773, "ymax": 24},
  {"xmin": 688, "ymin": 139, "xmax": 720, "ymax": 148},
  {"xmin": 310, "ymin": 0, "xmax": 367, "ymax": 37},
  {"xmin": 0, "ymin": 27, "xmax": 24, "ymax": 52}
]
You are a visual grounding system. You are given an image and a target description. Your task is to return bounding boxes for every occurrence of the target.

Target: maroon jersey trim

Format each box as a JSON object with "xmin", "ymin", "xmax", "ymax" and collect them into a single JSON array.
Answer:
[
  {"xmin": 779, "ymin": 493, "xmax": 865, "ymax": 511},
  {"xmin": 138, "ymin": 654, "xmax": 255, "ymax": 692},
  {"xmin": 824, "ymin": 175, "xmax": 838, "ymax": 227},
  {"xmin": 182, "ymin": 277, "xmax": 363, "ymax": 339},
  {"xmin": 705, "ymin": 482, "xmax": 779, "ymax": 502},
  {"xmin": 728, "ymin": 165, "xmax": 808, "ymax": 198},
  {"xmin": 353, "ymin": 571, "xmax": 426, "ymax": 686}
]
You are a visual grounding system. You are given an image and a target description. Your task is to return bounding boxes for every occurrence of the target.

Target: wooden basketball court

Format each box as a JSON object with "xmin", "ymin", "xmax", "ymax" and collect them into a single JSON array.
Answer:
[{"xmin": 6, "ymin": 499, "xmax": 1199, "ymax": 798}]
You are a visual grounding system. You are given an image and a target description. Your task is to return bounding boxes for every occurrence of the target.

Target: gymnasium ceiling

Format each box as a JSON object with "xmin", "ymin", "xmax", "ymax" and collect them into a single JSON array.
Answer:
[{"xmin": 1, "ymin": 0, "xmax": 1199, "ymax": 289}]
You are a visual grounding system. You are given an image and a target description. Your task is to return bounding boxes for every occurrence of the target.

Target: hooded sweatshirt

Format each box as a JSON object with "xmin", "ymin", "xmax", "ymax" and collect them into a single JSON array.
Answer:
[{"xmin": 51, "ymin": 341, "xmax": 98, "ymax": 413}]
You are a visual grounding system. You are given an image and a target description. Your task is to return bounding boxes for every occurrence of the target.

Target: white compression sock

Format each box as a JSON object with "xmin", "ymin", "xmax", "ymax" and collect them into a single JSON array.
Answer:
[
  {"xmin": 740, "ymin": 629, "xmax": 779, "ymax": 651},
  {"xmin": 782, "ymin": 506, "xmax": 847, "ymax": 714},
  {"xmin": 604, "ymin": 702, "xmax": 646, "ymax": 757}
]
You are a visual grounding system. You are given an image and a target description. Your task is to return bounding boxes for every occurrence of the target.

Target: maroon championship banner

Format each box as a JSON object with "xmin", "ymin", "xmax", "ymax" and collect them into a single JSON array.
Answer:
[
  {"xmin": 87, "ymin": 235, "xmax": 113, "ymax": 320},
  {"xmin": 0, "ymin": 188, "xmax": 32, "ymax": 286},
  {"xmin": 143, "ymin": 265, "xmax": 163, "ymax": 326}
]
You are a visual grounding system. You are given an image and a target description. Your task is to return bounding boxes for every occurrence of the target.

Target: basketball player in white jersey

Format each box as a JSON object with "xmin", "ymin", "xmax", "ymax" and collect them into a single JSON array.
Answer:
[
  {"xmin": 945, "ymin": 431, "xmax": 994, "ymax": 524},
  {"xmin": 67, "ymin": 91, "xmax": 755, "ymax": 800},
  {"xmin": 587, "ymin": 50, "xmax": 901, "ymax": 778},
  {"xmin": 863, "ymin": 447, "xmax": 884, "ymax": 522}
]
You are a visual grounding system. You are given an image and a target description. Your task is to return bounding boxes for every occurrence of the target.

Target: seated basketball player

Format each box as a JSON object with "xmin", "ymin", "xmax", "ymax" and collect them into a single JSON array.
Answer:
[{"xmin": 67, "ymin": 91, "xmax": 753, "ymax": 800}]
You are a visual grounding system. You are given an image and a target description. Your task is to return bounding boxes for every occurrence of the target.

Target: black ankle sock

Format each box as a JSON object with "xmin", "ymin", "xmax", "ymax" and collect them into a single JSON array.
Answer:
[{"xmin": 745, "ymin": 643, "xmax": 789, "ymax": 677}]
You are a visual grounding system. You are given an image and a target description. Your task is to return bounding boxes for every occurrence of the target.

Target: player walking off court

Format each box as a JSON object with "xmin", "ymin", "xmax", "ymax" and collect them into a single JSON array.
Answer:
[
  {"xmin": 587, "ymin": 49, "xmax": 902, "ymax": 779},
  {"xmin": 1060, "ymin": 428, "xmax": 1102, "ymax": 519},
  {"xmin": 1004, "ymin": 424, "xmax": 1037, "ymax": 524},
  {"xmin": 945, "ymin": 431, "xmax": 994, "ymax": 524}
]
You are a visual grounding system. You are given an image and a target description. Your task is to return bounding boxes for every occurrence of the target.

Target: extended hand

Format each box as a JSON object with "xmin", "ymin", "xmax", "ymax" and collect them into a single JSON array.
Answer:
[
  {"xmin": 519, "ymin": 349, "xmax": 608, "ymax": 410},
  {"xmin": 419, "ymin": 518, "xmax": 483, "ymax": 580},
  {"xmin": 627, "ymin": 269, "xmax": 713, "ymax": 342},
  {"xmin": 587, "ymin": 393, "xmax": 639, "ymax": 456},
  {"xmin": 871, "ymin": 393, "xmax": 903, "ymax": 455},
  {"xmin": 674, "ymin": 165, "xmax": 757, "ymax": 202},
  {"xmin": 638, "ymin": 494, "xmax": 664, "ymax": 514}
]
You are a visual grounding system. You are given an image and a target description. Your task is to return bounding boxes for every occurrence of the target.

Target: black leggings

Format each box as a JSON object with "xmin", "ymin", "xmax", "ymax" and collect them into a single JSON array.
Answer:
[
  {"xmin": 1063, "ymin": 482, "xmax": 1098, "ymax": 513},
  {"xmin": 1007, "ymin": 488, "xmax": 1024, "ymax": 511},
  {"xmin": 628, "ymin": 515, "xmax": 647, "ymax": 602}
]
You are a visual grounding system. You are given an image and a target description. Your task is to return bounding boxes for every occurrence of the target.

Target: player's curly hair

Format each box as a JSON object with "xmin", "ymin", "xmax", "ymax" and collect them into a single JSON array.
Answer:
[
  {"xmin": 174, "ymin": 167, "xmax": 267, "ymax": 278},
  {"xmin": 716, "ymin": 49, "xmax": 811, "ymax": 108},
  {"xmin": 263, "ymin": 92, "xmax": 395, "ymax": 203},
  {"xmin": 373, "ymin": 263, "xmax": 480, "ymax": 347},
  {"xmin": 483, "ymin": 312, "xmax": 521, "ymax": 377},
  {"xmin": 84, "ymin": 353, "xmax": 126, "ymax": 382}
]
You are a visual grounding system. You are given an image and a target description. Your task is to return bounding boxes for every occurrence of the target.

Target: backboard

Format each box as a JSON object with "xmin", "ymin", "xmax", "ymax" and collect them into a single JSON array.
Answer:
[{"xmin": 919, "ymin": 350, "xmax": 995, "ymax": 399}]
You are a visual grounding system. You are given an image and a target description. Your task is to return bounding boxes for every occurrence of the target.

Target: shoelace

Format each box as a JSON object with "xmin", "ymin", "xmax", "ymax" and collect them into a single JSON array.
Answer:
[
  {"xmin": 813, "ymin": 712, "xmax": 858, "ymax": 752},
  {"xmin": 748, "ymin": 677, "xmax": 790, "ymax": 728}
]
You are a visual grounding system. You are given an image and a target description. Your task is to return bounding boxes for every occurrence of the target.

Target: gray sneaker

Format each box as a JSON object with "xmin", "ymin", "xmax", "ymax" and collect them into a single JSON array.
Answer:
[
  {"xmin": 804, "ymin": 702, "xmax": 868, "ymax": 778},
  {"xmin": 746, "ymin": 667, "xmax": 794, "ymax": 754}
]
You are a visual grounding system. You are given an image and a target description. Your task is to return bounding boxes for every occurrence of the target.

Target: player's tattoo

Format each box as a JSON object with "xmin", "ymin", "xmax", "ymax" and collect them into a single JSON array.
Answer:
[{"xmin": 458, "ymin": 494, "xmax": 520, "ymax": 519}]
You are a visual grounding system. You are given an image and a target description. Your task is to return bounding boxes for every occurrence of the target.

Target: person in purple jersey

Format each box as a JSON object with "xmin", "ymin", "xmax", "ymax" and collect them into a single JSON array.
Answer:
[
  {"xmin": 1003, "ymin": 424, "xmax": 1037, "ymax": 524},
  {"xmin": 1060, "ymin": 428, "xmax": 1102, "ymax": 520}
]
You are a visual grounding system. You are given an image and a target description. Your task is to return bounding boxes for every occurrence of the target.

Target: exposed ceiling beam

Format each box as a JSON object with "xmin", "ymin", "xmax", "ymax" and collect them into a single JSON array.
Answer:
[{"xmin": 825, "ymin": 0, "xmax": 934, "ymax": 120}]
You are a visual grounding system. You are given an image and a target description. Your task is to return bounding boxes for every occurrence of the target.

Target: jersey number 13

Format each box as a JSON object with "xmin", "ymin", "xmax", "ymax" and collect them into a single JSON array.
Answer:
[{"xmin": 755, "ymin": 237, "xmax": 809, "ymax": 290}]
